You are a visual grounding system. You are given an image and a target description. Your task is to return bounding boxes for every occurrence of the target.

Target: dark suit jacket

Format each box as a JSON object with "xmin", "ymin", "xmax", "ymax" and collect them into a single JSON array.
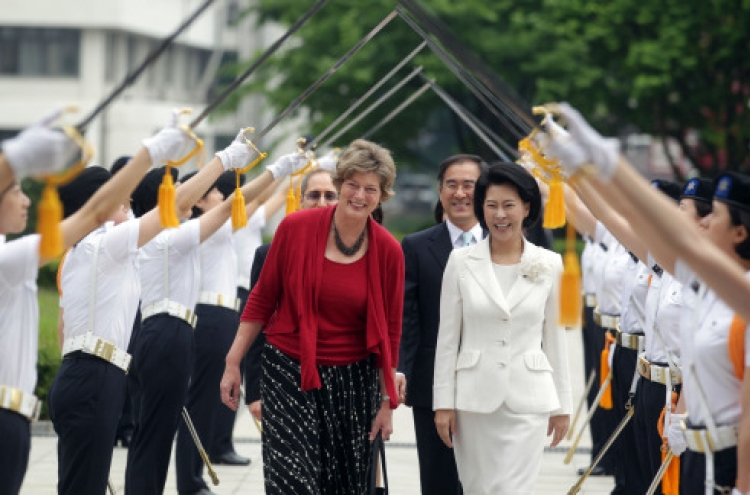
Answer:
[
  {"xmin": 398, "ymin": 222, "xmax": 454, "ymax": 409},
  {"xmin": 244, "ymin": 243, "xmax": 270, "ymax": 404}
]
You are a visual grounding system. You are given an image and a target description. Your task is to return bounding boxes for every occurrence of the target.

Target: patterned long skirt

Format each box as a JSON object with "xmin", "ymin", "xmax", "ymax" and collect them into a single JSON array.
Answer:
[{"xmin": 261, "ymin": 343, "xmax": 379, "ymax": 495}]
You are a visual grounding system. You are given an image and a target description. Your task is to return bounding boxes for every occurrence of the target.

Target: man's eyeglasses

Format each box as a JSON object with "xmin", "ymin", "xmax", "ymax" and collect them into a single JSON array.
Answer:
[{"xmin": 304, "ymin": 191, "xmax": 338, "ymax": 201}]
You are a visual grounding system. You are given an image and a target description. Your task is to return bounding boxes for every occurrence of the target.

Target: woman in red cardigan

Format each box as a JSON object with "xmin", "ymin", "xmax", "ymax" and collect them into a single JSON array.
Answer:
[{"xmin": 221, "ymin": 139, "xmax": 404, "ymax": 494}]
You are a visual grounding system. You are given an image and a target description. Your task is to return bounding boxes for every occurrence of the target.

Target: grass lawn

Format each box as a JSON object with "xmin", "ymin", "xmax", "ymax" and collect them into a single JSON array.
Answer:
[{"xmin": 36, "ymin": 287, "xmax": 60, "ymax": 419}]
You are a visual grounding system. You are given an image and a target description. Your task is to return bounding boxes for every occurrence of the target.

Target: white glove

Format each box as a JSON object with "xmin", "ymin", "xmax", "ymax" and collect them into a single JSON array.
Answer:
[
  {"xmin": 535, "ymin": 115, "xmax": 590, "ymax": 177},
  {"xmin": 1, "ymin": 108, "xmax": 80, "ymax": 179},
  {"xmin": 666, "ymin": 413, "xmax": 687, "ymax": 456},
  {"xmin": 554, "ymin": 103, "xmax": 620, "ymax": 181},
  {"xmin": 732, "ymin": 488, "xmax": 750, "ymax": 495},
  {"xmin": 215, "ymin": 129, "xmax": 253, "ymax": 171},
  {"xmin": 142, "ymin": 111, "xmax": 192, "ymax": 165},
  {"xmin": 265, "ymin": 152, "xmax": 308, "ymax": 180},
  {"xmin": 317, "ymin": 153, "xmax": 337, "ymax": 172}
]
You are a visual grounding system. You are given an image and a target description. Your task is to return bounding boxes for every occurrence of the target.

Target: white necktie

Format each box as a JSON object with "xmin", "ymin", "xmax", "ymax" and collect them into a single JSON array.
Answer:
[{"xmin": 460, "ymin": 231, "xmax": 475, "ymax": 247}]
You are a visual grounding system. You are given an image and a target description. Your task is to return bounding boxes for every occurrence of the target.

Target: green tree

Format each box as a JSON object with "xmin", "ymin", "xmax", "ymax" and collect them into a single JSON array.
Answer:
[{"xmin": 224, "ymin": 0, "xmax": 750, "ymax": 175}]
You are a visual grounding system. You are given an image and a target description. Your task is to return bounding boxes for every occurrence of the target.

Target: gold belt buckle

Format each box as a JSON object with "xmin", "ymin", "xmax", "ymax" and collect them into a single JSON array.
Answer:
[
  {"xmin": 9, "ymin": 388, "xmax": 22, "ymax": 413},
  {"xmin": 638, "ymin": 357, "xmax": 649, "ymax": 378},
  {"xmin": 93, "ymin": 339, "xmax": 116, "ymax": 362}
]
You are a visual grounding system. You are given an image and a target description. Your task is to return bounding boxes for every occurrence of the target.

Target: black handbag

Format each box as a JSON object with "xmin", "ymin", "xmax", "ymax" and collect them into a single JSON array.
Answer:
[{"xmin": 369, "ymin": 432, "xmax": 389, "ymax": 495}]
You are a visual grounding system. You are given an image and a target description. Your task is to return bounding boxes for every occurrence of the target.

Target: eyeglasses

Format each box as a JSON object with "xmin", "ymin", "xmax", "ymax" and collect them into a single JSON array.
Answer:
[{"xmin": 304, "ymin": 191, "xmax": 338, "ymax": 201}]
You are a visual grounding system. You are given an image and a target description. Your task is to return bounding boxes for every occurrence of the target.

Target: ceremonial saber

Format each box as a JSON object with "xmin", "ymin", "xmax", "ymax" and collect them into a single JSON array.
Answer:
[
  {"xmin": 320, "ymin": 65, "xmax": 424, "ymax": 148},
  {"xmin": 568, "ymin": 406, "xmax": 635, "ymax": 494},
  {"xmin": 395, "ymin": 6, "xmax": 528, "ymax": 141},
  {"xmin": 419, "ymin": 73, "xmax": 512, "ymax": 161},
  {"xmin": 361, "ymin": 82, "xmax": 431, "ymax": 140},
  {"xmin": 645, "ymin": 450, "xmax": 675, "ymax": 495},
  {"xmin": 77, "ymin": 0, "xmax": 217, "ymax": 131},
  {"xmin": 182, "ymin": 407, "xmax": 220, "ymax": 486},
  {"xmin": 309, "ymin": 41, "xmax": 427, "ymax": 149},
  {"xmin": 564, "ymin": 371, "xmax": 612, "ymax": 464},
  {"xmin": 396, "ymin": 0, "xmax": 536, "ymax": 130},
  {"xmin": 248, "ymin": 10, "xmax": 398, "ymax": 148},
  {"xmin": 567, "ymin": 369, "xmax": 597, "ymax": 441},
  {"xmin": 107, "ymin": 479, "xmax": 117, "ymax": 495},
  {"xmin": 189, "ymin": 0, "xmax": 329, "ymax": 128}
]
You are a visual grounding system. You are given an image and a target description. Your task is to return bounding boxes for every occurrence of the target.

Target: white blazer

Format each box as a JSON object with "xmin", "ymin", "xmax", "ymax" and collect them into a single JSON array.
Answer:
[{"xmin": 433, "ymin": 236, "xmax": 572, "ymax": 416}]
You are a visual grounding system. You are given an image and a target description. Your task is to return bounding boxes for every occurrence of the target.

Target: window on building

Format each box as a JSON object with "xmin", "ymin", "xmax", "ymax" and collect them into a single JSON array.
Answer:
[{"xmin": 0, "ymin": 27, "xmax": 80, "ymax": 77}]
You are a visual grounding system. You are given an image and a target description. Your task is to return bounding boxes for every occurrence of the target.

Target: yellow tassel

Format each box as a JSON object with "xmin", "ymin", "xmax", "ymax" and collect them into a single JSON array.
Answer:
[
  {"xmin": 559, "ymin": 223, "xmax": 581, "ymax": 327},
  {"xmin": 232, "ymin": 171, "xmax": 247, "ymax": 231},
  {"xmin": 158, "ymin": 167, "xmax": 179, "ymax": 228},
  {"xmin": 295, "ymin": 180, "xmax": 303, "ymax": 211},
  {"xmin": 657, "ymin": 402, "xmax": 680, "ymax": 495},
  {"xmin": 600, "ymin": 333, "xmax": 616, "ymax": 409},
  {"xmin": 543, "ymin": 176, "xmax": 565, "ymax": 228},
  {"xmin": 37, "ymin": 183, "xmax": 64, "ymax": 259},
  {"xmin": 285, "ymin": 178, "xmax": 297, "ymax": 215}
]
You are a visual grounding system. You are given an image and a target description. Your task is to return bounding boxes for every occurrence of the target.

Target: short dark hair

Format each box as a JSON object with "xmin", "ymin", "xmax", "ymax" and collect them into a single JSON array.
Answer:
[
  {"xmin": 728, "ymin": 204, "xmax": 750, "ymax": 260},
  {"xmin": 473, "ymin": 161, "xmax": 542, "ymax": 230},
  {"xmin": 436, "ymin": 154, "xmax": 486, "ymax": 186}
]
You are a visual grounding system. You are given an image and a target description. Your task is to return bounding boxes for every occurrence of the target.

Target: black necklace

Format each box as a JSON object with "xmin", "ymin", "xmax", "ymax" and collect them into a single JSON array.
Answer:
[{"xmin": 333, "ymin": 222, "xmax": 366, "ymax": 256}]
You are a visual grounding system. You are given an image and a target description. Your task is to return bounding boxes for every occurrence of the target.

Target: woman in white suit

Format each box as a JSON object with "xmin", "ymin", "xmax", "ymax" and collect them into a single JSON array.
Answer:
[{"xmin": 434, "ymin": 162, "xmax": 572, "ymax": 494}]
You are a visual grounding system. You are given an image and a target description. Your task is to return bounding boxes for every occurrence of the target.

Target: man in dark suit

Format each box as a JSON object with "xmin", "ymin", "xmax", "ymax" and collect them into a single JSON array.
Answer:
[{"xmin": 397, "ymin": 154, "xmax": 486, "ymax": 495}]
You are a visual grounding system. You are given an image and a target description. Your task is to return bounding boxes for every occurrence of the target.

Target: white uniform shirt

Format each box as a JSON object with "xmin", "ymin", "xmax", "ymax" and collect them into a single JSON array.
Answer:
[
  {"xmin": 581, "ymin": 238, "xmax": 597, "ymax": 295},
  {"xmin": 60, "ymin": 220, "xmax": 141, "ymax": 351},
  {"xmin": 643, "ymin": 271, "xmax": 683, "ymax": 364},
  {"xmin": 234, "ymin": 205, "xmax": 266, "ymax": 290},
  {"xmin": 139, "ymin": 219, "xmax": 201, "ymax": 309},
  {"xmin": 594, "ymin": 222, "xmax": 629, "ymax": 315},
  {"xmin": 199, "ymin": 220, "xmax": 237, "ymax": 300},
  {"xmin": 676, "ymin": 261, "xmax": 750, "ymax": 427},
  {"xmin": 0, "ymin": 234, "xmax": 40, "ymax": 394}
]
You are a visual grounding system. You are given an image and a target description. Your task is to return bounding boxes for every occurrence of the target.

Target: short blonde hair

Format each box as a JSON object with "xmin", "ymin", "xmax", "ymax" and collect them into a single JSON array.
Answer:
[{"xmin": 333, "ymin": 139, "xmax": 396, "ymax": 202}]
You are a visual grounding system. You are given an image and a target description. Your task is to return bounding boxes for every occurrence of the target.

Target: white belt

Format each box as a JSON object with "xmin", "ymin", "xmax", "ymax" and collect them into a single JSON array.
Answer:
[
  {"xmin": 637, "ymin": 356, "xmax": 682, "ymax": 385},
  {"xmin": 593, "ymin": 309, "xmax": 620, "ymax": 330},
  {"xmin": 583, "ymin": 294, "xmax": 597, "ymax": 308},
  {"xmin": 684, "ymin": 423, "xmax": 739, "ymax": 453},
  {"xmin": 62, "ymin": 334, "xmax": 131, "ymax": 373},
  {"xmin": 612, "ymin": 325, "xmax": 644, "ymax": 350},
  {"xmin": 0, "ymin": 385, "xmax": 41, "ymax": 421},
  {"xmin": 197, "ymin": 291, "xmax": 240, "ymax": 311},
  {"xmin": 142, "ymin": 300, "xmax": 197, "ymax": 329}
]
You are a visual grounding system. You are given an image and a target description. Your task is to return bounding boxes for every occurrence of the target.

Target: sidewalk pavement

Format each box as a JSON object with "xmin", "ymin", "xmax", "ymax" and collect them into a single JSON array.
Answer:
[{"xmin": 21, "ymin": 328, "xmax": 614, "ymax": 494}]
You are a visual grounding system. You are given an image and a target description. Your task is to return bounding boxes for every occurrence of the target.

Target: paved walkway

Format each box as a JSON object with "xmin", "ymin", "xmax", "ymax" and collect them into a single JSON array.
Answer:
[{"xmin": 21, "ymin": 328, "xmax": 614, "ymax": 494}]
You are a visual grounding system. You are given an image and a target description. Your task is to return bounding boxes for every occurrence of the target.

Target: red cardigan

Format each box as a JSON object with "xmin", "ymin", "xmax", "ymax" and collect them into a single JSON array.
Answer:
[{"xmin": 241, "ymin": 206, "xmax": 404, "ymax": 409}]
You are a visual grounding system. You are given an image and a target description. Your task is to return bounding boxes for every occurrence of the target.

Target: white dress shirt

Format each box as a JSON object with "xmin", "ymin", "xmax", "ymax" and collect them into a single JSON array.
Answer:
[
  {"xmin": 199, "ymin": 220, "xmax": 237, "ymax": 300},
  {"xmin": 445, "ymin": 219, "xmax": 483, "ymax": 249},
  {"xmin": 0, "ymin": 234, "xmax": 40, "ymax": 394},
  {"xmin": 594, "ymin": 222, "xmax": 629, "ymax": 315},
  {"xmin": 139, "ymin": 219, "xmax": 201, "ymax": 309},
  {"xmin": 643, "ymin": 271, "xmax": 683, "ymax": 364},
  {"xmin": 234, "ymin": 205, "xmax": 265, "ymax": 290},
  {"xmin": 675, "ymin": 261, "xmax": 750, "ymax": 427},
  {"xmin": 618, "ymin": 262, "xmax": 651, "ymax": 334},
  {"xmin": 60, "ymin": 220, "xmax": 141, "ymax": 351}
]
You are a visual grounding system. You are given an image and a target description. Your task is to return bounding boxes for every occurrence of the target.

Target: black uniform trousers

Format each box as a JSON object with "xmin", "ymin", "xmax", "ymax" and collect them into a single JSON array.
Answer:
[
  {"xmin": 609, "ymin": 344, "xmax": 645, "ymax": 494},
  {"xmin": 48, "ymin": 353, "xmax": 127, "ymax": 495},
  {"xmin": 175, "ymin": 304, "xmax": 238, "ymax": 493},
  {"xmin": 681, "ymin": 446, "xmax": 737, "ymax": 494},
  {"xmin": 581, "ymin": 308, "xmax": 618, "ymax": 473},
  {"xmin": 125, "ymin": 314, "xmax": 195, "ymax": 495},
  {"xmin": 412, "ymin": 406, "xmax": 463, "ymax": 495},
  {"xmin": 210, "ymin": 287, "xmax": 248, "ymax": 459},
  {"xmin": 116, "ymin": 307, "xmax": 141, "ymax": 444},
  {"xmin": 633, "ymin": 373, "xmax": 681, "ymax": 494},
  {"xmin": 0, "ymin": 409, "xmax": 31, "ymax": 495}
]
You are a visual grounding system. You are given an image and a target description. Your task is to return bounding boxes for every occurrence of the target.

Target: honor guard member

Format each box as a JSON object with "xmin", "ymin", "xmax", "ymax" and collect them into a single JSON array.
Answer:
[
  {"xmin": 632, "ymin": 181, "xmax": 685, "ymax": 490},
  {"xmin": 175, "ymin": 151, "xmax": 310, "ymax": 495},
  {"xmin": 666, "ymin": 172, "xmax": 750, "ymax": 495},
  {"xmin": 48, "ymin": 120, "xmax": 195, "ymax": 495},
  {"xmin": 210, "ymin": 172, "xmax": 285, "ymax": 466},
  {"xmin": 0, "ymin": 118, "xmax": 82, "ymax": 495},
  {"xmin": 579, "ymin": 232, "xmax": 619, "ymax": 477}
]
